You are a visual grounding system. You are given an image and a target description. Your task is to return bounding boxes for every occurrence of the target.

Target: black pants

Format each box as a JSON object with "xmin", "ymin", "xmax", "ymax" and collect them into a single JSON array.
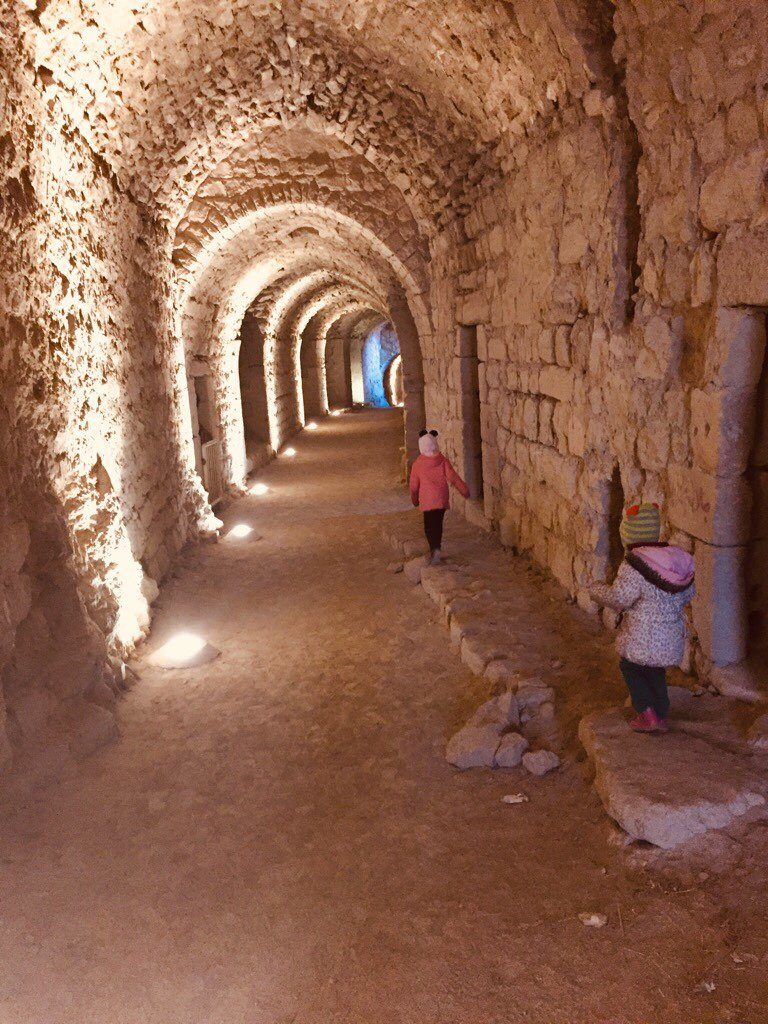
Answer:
[
  {"xmin": 423, "ymin": 509, "xmax": 446, "ymax": 552},
  {"xmin": 619, "ymin": 658, "xmax": 669, "ymax": 718}
]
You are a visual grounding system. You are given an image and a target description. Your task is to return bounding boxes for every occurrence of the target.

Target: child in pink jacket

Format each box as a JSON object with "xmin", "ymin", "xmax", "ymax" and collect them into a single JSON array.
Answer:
[{"xmin": 409, "ymin": 430, "xmax": 470, "ymax": 565}]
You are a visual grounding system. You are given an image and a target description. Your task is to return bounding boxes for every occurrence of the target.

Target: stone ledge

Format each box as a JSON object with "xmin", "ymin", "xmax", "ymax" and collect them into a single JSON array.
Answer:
[{"xmin": 579, "ymin": 707, "xmax": 767, "ymax": 849}]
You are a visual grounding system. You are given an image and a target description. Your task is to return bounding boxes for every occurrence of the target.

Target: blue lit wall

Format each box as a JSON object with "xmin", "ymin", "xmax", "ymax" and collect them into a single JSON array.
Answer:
[{"xmin": 361, "ymin": 323, "xmax": 400, "ymax": 408}]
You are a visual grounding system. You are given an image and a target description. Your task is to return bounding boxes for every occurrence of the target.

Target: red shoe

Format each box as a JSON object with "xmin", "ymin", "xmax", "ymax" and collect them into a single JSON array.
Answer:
[{"xmin": 629, "ymin": 708, "xmax": 664, "ymax": 733}]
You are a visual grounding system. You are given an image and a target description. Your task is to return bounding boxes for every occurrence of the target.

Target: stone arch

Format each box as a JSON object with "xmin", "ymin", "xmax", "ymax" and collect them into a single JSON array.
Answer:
[
  {"xmin": 176, "ymin": 202, "xmax": 429, "ymax": 488},
  {"xmin": 32, "ymin": 0, "xmax": 617, "ymax": 226},
  {"xmin": 296, "ymin": 284, "xmax": 384, "ymax": 423}
]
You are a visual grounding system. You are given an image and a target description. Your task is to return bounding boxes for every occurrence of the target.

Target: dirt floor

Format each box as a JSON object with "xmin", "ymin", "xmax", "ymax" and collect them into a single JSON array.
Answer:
[{"xmin": 1, "ymin": 408, "xmax": 768, "ymax": 1024}]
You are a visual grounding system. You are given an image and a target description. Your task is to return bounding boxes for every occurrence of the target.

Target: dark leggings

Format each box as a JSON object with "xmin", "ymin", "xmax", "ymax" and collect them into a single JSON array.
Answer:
[
  {"xmin": 423, "ymin": 509, "xmax": 446, "ymax": 552},
  {"xmin": 619, "ymin": 658, "xmax": 669, "ymax": 718}
]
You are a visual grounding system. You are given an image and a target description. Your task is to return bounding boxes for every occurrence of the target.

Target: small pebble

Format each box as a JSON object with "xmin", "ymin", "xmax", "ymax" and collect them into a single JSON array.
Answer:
[
  {"xmin": 501, "ymin": 793, "xmax": 529, "ymax": 805},
  {"xmin": 578, "ymin": 912, "xmax": 607, "ymax": 928}
]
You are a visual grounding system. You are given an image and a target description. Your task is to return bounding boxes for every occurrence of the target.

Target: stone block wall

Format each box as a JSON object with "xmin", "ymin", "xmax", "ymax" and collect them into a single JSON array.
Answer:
[
  {"xmin": 419, "ymin": 1, "xmax": 768, "ymax": 680},
  {"xmin": 424, "ymin": 98, "xmax": 630, "ymax": 601}
]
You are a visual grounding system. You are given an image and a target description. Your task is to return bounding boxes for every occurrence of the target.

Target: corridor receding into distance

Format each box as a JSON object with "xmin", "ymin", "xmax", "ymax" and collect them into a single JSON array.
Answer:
[
  {"xmin": 2, "ymin": 0, "xmax": 768, "ymax": 1020},
  {"xmin": 0, "ymin": 409, "xmax": 765, "ymax": 1023}
]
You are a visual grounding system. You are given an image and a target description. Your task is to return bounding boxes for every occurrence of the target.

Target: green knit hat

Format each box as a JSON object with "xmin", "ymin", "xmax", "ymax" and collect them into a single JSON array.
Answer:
[{"xmin": 619, "ymin": 502, "xmax": 661, "ymax": 548}]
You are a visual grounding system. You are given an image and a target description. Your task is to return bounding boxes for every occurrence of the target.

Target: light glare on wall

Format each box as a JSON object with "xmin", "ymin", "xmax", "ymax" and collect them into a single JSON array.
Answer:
[
  {"xmin": 250, "ymin": 482, "xmax": 269, "ymax": 495},
  {"xmin": 228, "ymin": 523, "xmax": 253, "ymax": 539}
]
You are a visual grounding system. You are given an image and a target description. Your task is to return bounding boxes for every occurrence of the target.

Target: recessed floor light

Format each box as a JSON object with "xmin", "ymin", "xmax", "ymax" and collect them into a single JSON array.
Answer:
[
  {"xmin": 306, "ymin": 422, "xmax": 318, "ymax": 430},
  {"xmin": 283, "ymin": 447, "xmax": 296, "ymax": 457},
  {"xmin": 149, "ymin": 632, "xmax": 220, "ymax": 669},
  {"xmin": 250, "ymin": 482, "xmax": 269, "ymax": 495},
  {"xmin": 228, "ymin": 523, "xmax": 253, "ymax": 539}
]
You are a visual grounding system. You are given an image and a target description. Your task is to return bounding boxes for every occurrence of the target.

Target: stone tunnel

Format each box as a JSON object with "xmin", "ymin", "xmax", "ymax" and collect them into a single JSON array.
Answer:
[{"xmin": 1, "ymin": 1, "xmax": 768, "ymax": 1019}]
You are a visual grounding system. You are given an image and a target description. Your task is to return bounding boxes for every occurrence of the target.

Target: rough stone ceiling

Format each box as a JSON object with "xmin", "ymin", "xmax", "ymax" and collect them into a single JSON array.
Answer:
[
  {"xmin": 181, "ymin": 204, "xmax": 429, "ymax": 356},
  {"xmin": 182, "ymin": 226, "xmax": 394, "ymax": 365},
  {"xmin": 184, "ymin": 213, "xmax": 407, "ymax": 310},
  {"xmin": 173, "ymin": 123, "xmax": 430, "ymax": 285},
  {"xmin": 26, "ymin": 0, "xmax": 611, "ymax": 219},
  {"xmin": 19, "ymin": 0, "xmax": 615, "ymax": 377}
]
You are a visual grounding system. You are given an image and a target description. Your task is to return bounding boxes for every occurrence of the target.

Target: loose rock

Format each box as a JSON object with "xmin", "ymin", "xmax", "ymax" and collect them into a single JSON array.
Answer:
[
  {"xmin": 494, "ymin": 731, "xmax": 529, "ymax": 767},
  {"xmin": 580, "ymin": 709, "xmax": 766, "ymax": 849},
  {"xmin": 468, "ymin": 691, "xmax": 520, "ymax": 730},
  {"xmin": 522, "ymin": 749, "xmax": 561, "ymax": 776},
  {"xmin": 517, "ymin": 680, "xmax": 556, "ymax": 721},
  {"xmin": 445, "ymin": 724, "xmax": 501, "ymax": 769},
  {"xmin": 403, "ymin": 556, "xmax": 424, "ymax": 585},
  {"xmin": 484, "ymin": 658, "xmax": 523, "ymax": 692}
]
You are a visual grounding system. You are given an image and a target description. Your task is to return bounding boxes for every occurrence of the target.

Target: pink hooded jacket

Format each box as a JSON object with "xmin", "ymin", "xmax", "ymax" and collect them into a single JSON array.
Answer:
[
  {"xmin": 630, "ymin": 545, "xmax": 695, "ymax": 589},
  {"xmin": 590, "ymin": 544, "xmax": 695, "ymax": 667},
  {"xmin": 409, "ymin": 454, "xmax": 470, "ymax": 511}
]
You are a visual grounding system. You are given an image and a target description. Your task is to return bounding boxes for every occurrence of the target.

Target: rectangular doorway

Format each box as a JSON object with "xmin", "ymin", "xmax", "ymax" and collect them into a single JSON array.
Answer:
[{"xmin": 457, "ymin": 324, "xmax": 483, "ymax": 501}]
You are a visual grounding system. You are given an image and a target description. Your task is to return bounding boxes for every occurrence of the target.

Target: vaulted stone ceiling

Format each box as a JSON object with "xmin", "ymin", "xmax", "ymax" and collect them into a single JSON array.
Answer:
[
  {"xmin": 21, "ymin": 0, "xmax": 616, "ymax": 369},
  {"xmin": 28, "ymin": 0, "xmax": 612, "ymax": 214}
]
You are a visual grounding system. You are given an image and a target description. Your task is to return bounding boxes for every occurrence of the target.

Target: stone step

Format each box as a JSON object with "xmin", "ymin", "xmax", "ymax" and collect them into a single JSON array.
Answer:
[{"xmin": 579, "ymin": 707, "xmax": 768, "ymax": 849}]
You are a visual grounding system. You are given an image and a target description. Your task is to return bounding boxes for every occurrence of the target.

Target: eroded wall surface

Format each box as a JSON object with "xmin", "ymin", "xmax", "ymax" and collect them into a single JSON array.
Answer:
[{"xmin": 0, "ymin": 6, "xmax": 208, "ymax": 775}]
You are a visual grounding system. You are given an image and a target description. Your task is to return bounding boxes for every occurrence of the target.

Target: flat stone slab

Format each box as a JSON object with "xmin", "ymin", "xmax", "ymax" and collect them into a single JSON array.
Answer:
[{"xmin": 580, "ymin": 709, "xmax": 767, "ymax": 849}]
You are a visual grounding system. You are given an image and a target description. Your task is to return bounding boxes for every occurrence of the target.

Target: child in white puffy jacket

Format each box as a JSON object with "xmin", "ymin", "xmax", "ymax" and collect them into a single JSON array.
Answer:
[{"xmin": 590, "ymin": 502, "xmax": 695, "ymax": 734}]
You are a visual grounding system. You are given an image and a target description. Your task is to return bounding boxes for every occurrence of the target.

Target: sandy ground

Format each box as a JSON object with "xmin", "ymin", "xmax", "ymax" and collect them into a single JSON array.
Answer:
[{"xmin": 1, "ymin": 408, "xmax": 768, "ymax": 1024}]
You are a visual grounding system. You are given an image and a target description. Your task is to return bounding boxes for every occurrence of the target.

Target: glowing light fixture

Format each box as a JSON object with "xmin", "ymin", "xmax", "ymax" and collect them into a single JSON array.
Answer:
[
  {"xmin": 149, "ymin": 632, "xmax": 220, "ymax": 669},
  {"xmin": 283, "ymin": 447, "xmax": 297, "ymax": 457},
  {"xmin": 306, "ymin": 422, "xmax": 318, "ymax": 430},
  {"xmin": 331, "ymin": 410, "xmax": 343, "ymax": 417},
  {"xmin": 161, "ymin": 633, "xmax": 204, "ymax": 661},
  {"xmin": 250, "ymin": 482, "xmax": 269, "ymax": 495},
  {"xmin": 228, "ymin": 523, "xmax": 253, "ymax": 539}
]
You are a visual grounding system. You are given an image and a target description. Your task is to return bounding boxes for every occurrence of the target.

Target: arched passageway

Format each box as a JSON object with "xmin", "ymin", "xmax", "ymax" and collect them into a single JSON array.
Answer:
[{"xmin": 3, "ymin": 1, "xmax": 768, "ymax": 1016}]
